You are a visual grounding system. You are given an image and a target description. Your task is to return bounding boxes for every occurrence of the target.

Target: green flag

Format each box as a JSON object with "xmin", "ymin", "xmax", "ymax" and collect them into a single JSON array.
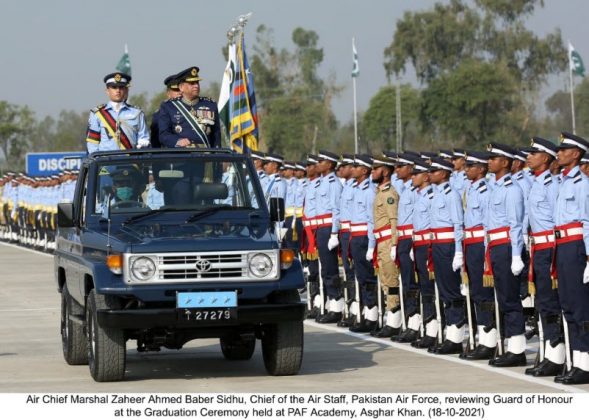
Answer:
[
  {"xmin": 116, "ymin": 44, "xmax": 132, "ymax": 75},
  {"xmin": 569, "ymin": 42, "xmax": 585, "ymax": 77},
  {"xmin": 352, "ymin": 38, "xmax": 359, "ymax": 78},
  {"xmin": 219, "ymin": 43, "xmax": 236, "ymax": 138}
]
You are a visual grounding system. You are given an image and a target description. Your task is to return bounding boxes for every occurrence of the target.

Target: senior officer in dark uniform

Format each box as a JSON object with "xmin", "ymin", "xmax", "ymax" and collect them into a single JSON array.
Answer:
[{"xmin": 157, "ymin": 66, "xmax": 221, "ymax": 149}]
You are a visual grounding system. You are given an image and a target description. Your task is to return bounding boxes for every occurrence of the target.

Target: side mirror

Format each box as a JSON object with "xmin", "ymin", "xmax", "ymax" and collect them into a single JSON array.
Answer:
[
  {"xmin": 57, "ymin": 202, "xmax": 75, "ymax": 228},
  {"xmin": 269, "ymin": 197, "xmax": 285, "ymax": 222}
]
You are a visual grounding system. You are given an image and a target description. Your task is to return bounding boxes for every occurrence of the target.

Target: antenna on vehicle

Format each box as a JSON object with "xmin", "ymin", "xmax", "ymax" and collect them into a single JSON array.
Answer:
[{"xmin": 104, "ymin": 193, "xmax": 112, "ymax": 254}]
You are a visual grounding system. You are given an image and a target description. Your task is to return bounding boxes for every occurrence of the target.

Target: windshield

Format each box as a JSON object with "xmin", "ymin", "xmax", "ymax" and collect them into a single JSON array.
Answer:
[{"xmin": 92, "ymin": 156, "xmax": 262, "ymax": 216}]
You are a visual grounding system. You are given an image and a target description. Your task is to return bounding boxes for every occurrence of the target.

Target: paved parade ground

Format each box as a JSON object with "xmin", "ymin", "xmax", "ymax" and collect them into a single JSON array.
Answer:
[{"xmin": 0, "ymin": 242, "xmax": 587, "ymax": 394}]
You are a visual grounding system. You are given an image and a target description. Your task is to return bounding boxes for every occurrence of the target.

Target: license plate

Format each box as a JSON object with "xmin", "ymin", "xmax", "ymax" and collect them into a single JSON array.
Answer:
[
  {"xmin": 176, "ymin": 291, "xmax": 237, "ymax": 308},
  {"xmin": 178, "ymin": 308, "xmax": 237, "ymax": 322},
  {"xmin": 176, "ymin": 291, "xmax": 237, "ymax": 322}
]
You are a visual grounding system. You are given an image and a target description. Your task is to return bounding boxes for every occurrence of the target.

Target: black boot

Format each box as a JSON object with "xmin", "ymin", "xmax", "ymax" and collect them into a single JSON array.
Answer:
[
  {"xmin": 562, "ymin": 367, "xmax": 589, "ymax": 385},
  {"xmin": 316, "ymin": 311, "xmax": 342, "ymax": 324},
  {"xmin": 432, "ymin": 340, "xmax": 464, "ymax": 355},
  {"xmin": 525, "ymin": 359, "xmax": 563, "ymax": 377},
  {"xmin": 412, "ymin": 335, "xmax": 437, "ymax": 350},
  {"xmin": 371, "ymin": 325, "xmax": 400, "ymax": 338},
  {"xmin": 392, "ymin": 328, "xmax": 419, "ymax": 343},
  {"xmin": 306, "ymin": 306, "xmax": 320, "ymax": 319},
  {"xmin": 349, "ymin": 319, "xmax": 378, "ymax": 333},
  {"xmin": 460, "ymin": 345, "xmax": 496, "ymax": 360},
  {"xmin": 489, "ymin": 352, "xmax": 527, "ymax": 367}
]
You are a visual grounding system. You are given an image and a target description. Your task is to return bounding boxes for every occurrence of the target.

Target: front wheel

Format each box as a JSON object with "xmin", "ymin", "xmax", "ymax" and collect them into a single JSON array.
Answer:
[
  {"xmin": 86, "ymin": 290, "xmax": 126, "ymax": 382},
  {"xmin": 61, "ymin": 284, "xmax": 88, "ymax": 365},
  {"xmin": 262, "ymin": 321, "xmax": 304, "ymax": 375}
]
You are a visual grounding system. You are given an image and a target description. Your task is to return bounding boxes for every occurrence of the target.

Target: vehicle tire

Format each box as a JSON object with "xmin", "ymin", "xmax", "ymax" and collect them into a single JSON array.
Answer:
[
  {"xmin": 261, "ymin": 290, "xmax": 304, "ymax": 376},
  {"xmin": 61, "ymin": 284, "xmax": 88, "ymax": 365},
  {"xmin": 86, "ymin": 290, "xmax": 126, "ymax": 382},
  {"xmin": 220, "ymin": 336, "xmax": 256, "ymax": 360}
]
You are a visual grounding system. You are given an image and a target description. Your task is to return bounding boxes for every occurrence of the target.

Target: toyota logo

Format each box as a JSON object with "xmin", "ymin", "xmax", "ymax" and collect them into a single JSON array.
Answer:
[{"xmin": 194, "ymin": 258, "xmax": 212, "ymax": 273}]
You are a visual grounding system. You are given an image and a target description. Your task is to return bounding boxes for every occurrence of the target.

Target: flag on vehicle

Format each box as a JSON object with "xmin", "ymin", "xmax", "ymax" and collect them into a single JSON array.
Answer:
[
  {"xmin": 229, "ymin": 34, "xmax": 259, "ymax": 153},
  {"xmin": 219, "ymin": 43, "xmax": 236, "ymax": 139}
]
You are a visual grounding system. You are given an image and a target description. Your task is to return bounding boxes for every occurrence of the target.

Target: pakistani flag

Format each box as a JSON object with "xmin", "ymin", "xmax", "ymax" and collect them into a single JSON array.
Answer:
[
  {"xmin": 352, "ymin": 38, "xmax": 359, "ymax": 78},
  {"xmin": 569, "ymin": 42, "xmax": 585, "ymax": 77},
  {"xmin": 116, "ymin": 44, "xmax": 132, "ymax": 75},
  {"xmin": 219, "ymin": 43, "xmax": 236, "ymax": 138}
]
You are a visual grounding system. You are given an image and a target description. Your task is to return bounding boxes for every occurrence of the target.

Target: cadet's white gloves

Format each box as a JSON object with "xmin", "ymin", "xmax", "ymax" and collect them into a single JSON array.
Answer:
[
  {"xmin": 137, "ymin": 139, "xmax": 151, "ymax": 149},
  {"xmin": 511, "ymin": 256, "xmax": 524, "ymax": 276},
  {"xmin": 390, "ymin": 245, "xmax": 397, "ymax": 262},
  {"xmin": 584, "ymin": 262, "xmax": 589, "ymax": 284},
  {"xmin": 452, "ymin": 252, "xmax": 464, "ymax": 272},
  {"xmin": 327, "ymin": 234, "xmax": 339, "ymax": 251},
  {"xmin": 366, "ymin": 247, "xmax": 374, "ymax": 261},
  {"xmin": 409, "ymin": 247, "xmax": 414, "ymax": 261}
]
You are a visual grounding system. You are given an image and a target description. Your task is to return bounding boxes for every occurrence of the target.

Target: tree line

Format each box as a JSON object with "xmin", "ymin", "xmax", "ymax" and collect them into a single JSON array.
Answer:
[{"xmin": 0, "ymin": 0, "xmax": 585, "ymax": 171}]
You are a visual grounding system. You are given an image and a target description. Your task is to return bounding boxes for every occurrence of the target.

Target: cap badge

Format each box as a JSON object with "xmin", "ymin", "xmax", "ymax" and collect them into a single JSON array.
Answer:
[
  {"xmin": 114, "ymin": 73, "xmax": 122, "ymax": 82},
  {"xmin": 191, "ymin": 68, "xmax": 198, "ymax": 76}
]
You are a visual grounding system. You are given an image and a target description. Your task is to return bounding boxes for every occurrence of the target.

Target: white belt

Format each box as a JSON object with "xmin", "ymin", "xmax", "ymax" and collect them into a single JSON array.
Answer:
[
  {"xmin": 398, "ymin": 228, "xmax": 413, "ymax": 237},
  {"xmin": 303, "ymin": 220, "xmax": 312, "ymax": 227},
  {"xmin": 488, "ymin": 231, "xmax": 509, "ymax": 242},
  {"xmin": 317, "ymin": 217, "xmax": 333, "ymax": 225},
  {"xmin": 531, "ymin": 234, "xmax": 555, "ymax": 244},
  {"xmin": 413, "ymin": 233, "xmax": 432, "ymax": 242},
  {"xmin": 341, "ymin": 221, "xmax": 351, "ymax": 230},
  {"xmin": 464, "ymin": 230, "xmax": 485, "ymax": 239},
  {"xmin": 351, "ymin": 224, "xmax": 368, "ymax": 233},
  {"xmin": 374, "ymin": 228, "xmax": 392, "ymax": 239},
  {"xmin": 556, "ymin": 227, "xmax": 583, "ymax": 237},
  {"xmin": 433, "ymin": 231, "xmax": 455, "ymax": 240}
]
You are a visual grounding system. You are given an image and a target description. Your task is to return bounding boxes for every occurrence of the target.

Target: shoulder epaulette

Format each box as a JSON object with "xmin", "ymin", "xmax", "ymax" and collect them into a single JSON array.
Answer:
[
  {"xmin": 126, "ymin": 103, "xmax": 142, "ymax": 111},
  {"xmin": 504, "ymin": 176, "xmax": 513, "ymax": 187},
  {"xmin": 328, "ymin": 174, "xmax": 336, "ymax": 183},
  {"xmin": 543, "ymin": 173, "xmax": 552, "ymax": 185},
  {"xmin": 410, "ymin": 186, "xmax": 417, "ymax": 192},
  {"xmin": 382, "ymin": 184, "xmax": 391, "ymax": 191},
  {"xmin": 200, "ymin": 96, "xmax": 215, "ymax": 102},
  {"xmin": 361, "ymin": 184, "xmax": 369, "ymax": 190},
  {"xmin": 275, "ymin": 176, "xmax": 281, "ymax": 181},
  {"xmin": 515, "ymin": 172, "xmax": 523, "ymax": 180},
  {"xmin": 443, "ymin": 184, "xmax": 452, "ymax": 195},
  {"xmin": 573, "ymin": 173, "xmax": 582, "ymax": 184},
  {"xmin": 91, "ymin": 104, "xmax": 106, "ymax": 112},
  {"xmin": 426, "ymin": 187, "xmax": 434, "ymax": 200},
  {"xmin": 477, "ymin": 182, "xmax": 487, "ymax": 193}
]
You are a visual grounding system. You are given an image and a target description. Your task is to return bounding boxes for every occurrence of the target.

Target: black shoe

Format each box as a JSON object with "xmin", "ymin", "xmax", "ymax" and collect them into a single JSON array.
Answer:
[
  {"xmin": 433, "ymin": 340, "xmax": 464, "ymax": 355},
  {"xmin": 525, "ymin": 359, "xmax": 563, "ymax": 377},
  {"xmin": 306, "ymin": 307, "xmax": 320, "ymax": 319},
  {"xmin": 554, "ymin": 368, "xmax": 572, "ymax": 383},
  {"xmin": 337, "ymin": 316, "xmax": 356, "ymax": 328},
  {"xmin": 412, "ymin": 336, "xmax": 436, "ymax": 349},
  {"xmin": 392, "ymin": 328, "xmax": 419, "ymax": 343},
  {"xmin": 316, "ymin": 311, "xmax": 342, "ymax": 324},
  {"xmin": 371, "ymin": 325, "xmax": 400, "ymax": 338},
  {"xmin": 489, "ymin": 352, "xmax": 527, "ymax": 367},
  {"xmin": 562, "ymin": 367, "xmax": 589, "ymax": 385},
  {"xmin": 460, "ymin": 345, "xmax": 495, "ymax": 360},
  {"xmin": 349, "ymin": 320, "xmax": 378, "ymax": 333}
]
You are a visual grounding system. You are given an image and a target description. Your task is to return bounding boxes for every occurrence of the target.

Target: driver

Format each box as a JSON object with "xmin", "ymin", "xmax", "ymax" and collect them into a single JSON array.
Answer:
[{"xmin": 106, "ymin": 167, "xmax": 146, "ymax": 210}]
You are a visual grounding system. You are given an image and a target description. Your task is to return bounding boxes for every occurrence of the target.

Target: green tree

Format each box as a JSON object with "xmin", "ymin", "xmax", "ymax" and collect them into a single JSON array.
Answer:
[
  {"xmin": 545, "ymin": 78, "xmax": 589, "ymax": 137},
  {"xmin": 421, "ymin": 59, "xmax": 522, "ymax": 148},
  {"xmin": 0, "ymin": 101, "xmax": 35, "ymax": 170}
]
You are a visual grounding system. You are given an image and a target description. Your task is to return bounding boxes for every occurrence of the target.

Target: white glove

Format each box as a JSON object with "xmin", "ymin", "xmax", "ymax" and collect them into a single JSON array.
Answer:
[
  {"xmin": 452, "ymin": 251, "xmax": 464, "ymax": 272},
  {"xmin": 366, "ymin": 247, "xmax": 374, "ymax": 261},
  {"xmin": 584, "ymin": 262, "xmax": 589, "ymax": 284},
  {"xmin": 390, "ymin": 245, "xmax": 397, "ymax": 262},
  {"xmin": 327, "ymin": 234, "xmax": 339, "ymax": 251},
  {"xmin": 523, "ymin": 234, "xmax": 530, "ymax": 251},
  {"xmin": 137, "ymin": 138, "xmax": 151, "ymax": 149},
  {"xmin": 409, "ymin": 247, "xmax": 414, "ymax": 261},
  {"xmin": 460, "ymin": 283, "xmax": 469, "ymax": 297},
  {"xmin": 511, "ymin": 255, "xmax": 524, "ymax": 276}
]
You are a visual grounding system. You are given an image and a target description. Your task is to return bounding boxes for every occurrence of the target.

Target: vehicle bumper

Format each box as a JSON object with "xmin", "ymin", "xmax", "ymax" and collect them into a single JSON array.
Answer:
[{"xmin": 97, "ymin": 303, "xmax": 306, "ymax": 329}]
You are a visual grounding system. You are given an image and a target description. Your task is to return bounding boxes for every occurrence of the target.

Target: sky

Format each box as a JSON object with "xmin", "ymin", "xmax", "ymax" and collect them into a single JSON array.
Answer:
[{"xmin": 0, "ymin": 0, "xmax": 587, "ymax": 124}]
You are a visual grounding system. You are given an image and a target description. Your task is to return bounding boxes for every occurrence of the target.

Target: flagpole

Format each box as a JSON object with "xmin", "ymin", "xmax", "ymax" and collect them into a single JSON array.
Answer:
[
  {"xmin": 353, "ymin": 75, "xmax": 358, "ymax": 154},
  {"xmin": 569, "ymin": 47, "xmax": 577, "ymax": 134}
]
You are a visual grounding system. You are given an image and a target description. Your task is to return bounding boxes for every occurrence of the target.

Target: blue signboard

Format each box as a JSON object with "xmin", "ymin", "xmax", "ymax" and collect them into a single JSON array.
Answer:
[{"xmin": 26, "ymin": 152, "xmax": 86, "ymax": 176}]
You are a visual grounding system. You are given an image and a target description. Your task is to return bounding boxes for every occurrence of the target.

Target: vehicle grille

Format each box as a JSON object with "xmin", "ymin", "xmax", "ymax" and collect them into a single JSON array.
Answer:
[{"xmin": 157, "ymin": 252, "xmax": 247, "ymax": 281}]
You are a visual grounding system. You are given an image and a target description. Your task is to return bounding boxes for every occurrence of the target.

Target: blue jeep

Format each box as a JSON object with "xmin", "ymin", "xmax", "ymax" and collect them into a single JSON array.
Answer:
[{"xmin": 55, "ymin": 148, "xmax": 305, "ymax": 382}]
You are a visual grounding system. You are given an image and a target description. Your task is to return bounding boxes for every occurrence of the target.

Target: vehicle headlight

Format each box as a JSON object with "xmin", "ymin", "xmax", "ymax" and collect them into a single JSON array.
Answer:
[
  {"xmin": 130, "ymin": 257, "xmax": 157, "ymax": 281},
  {"xmin": 249, "ymin": 253, "xmax": 273, "ymax": 278}
]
